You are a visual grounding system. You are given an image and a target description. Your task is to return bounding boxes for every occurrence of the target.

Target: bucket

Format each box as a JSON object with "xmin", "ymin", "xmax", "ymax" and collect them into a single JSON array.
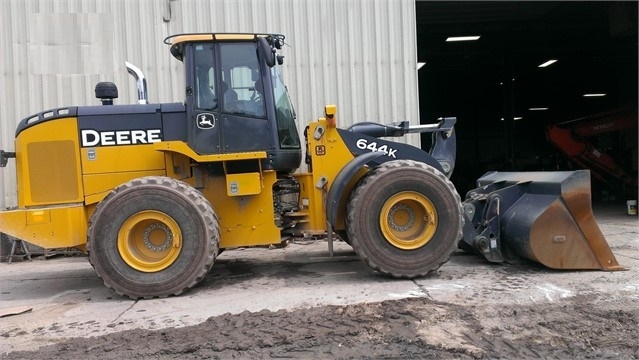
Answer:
[
  {"xmin": 627, "ymin": 200, "xmax": 638, "ymax": 216},
  {"xmin": 462, "ymin": 170, "xmax": 623, "ymax": 270}
]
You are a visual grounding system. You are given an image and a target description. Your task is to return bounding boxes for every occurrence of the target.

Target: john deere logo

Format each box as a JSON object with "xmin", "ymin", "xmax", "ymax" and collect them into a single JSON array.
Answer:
[{"xmin": 197, "ymin": 113, "xmax": 216, "ymax": 129}]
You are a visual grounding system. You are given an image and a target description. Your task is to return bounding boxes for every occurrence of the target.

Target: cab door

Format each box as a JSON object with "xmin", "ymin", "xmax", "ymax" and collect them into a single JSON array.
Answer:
[
  {"xmin": 218, "ymin": 42, "xmax": 272, "ymax": 153},
  {"xmin": 186, "ymin": 42, "xmax": 222, "ymax": 155}
]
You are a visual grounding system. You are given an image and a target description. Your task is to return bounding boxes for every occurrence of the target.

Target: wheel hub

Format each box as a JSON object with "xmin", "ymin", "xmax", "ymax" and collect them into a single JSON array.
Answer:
[
  {"xmin": 379, "ymin": 191, "xmax": 438, "ymax": 250},
  {"xmin": 117, "ymin": 210, "xmax": 182, "ymax": 273},
  {"xmin": 142, "ymin": 223, "xmax": 173, "ymax": 252},
  {"xmin": 388, "ymin": 203, "xmax": 415, "ymax": 232}
]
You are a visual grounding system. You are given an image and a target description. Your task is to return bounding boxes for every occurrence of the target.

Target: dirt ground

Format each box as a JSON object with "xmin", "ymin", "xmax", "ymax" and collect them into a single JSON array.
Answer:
[
  {"xmin": 1, "ymin": 202, "xmax": 638, "ymax": 359},
  {"xmin": 3, "ymin": 293, "xmax": 637, "ymax": 359}
]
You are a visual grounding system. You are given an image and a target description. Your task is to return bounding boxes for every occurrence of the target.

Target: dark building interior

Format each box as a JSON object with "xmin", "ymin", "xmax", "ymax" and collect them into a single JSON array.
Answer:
[{"xmin": 415, "ymin": 1, "xmax": 638, "ymax": 199}]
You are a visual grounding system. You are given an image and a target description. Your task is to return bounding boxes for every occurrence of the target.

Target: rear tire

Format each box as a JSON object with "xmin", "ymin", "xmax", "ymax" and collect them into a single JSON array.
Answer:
[
  {"xmin": 346, "ymin": 160, "xmax": 462, "ymax": 278},
  {"xmin": 87, "ymin": 176, "xmax": 219, "ymax": 299}
]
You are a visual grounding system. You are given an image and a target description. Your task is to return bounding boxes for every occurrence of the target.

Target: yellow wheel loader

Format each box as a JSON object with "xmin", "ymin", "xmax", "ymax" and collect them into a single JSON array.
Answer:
[{"xmin": 0, "ymin": 33, "xmax": 622, "ymax": 299}]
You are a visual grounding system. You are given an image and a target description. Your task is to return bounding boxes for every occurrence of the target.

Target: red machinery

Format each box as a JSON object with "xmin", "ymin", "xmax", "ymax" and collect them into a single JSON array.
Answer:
[{"xmin": 546, "ymin": 106, "xmax": 638, "ymax": 197}]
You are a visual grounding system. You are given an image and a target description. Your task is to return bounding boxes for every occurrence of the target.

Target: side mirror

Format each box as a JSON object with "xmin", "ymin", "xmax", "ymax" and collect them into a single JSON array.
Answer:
[{"xmin": 258, "ymin": 37, "xmax": 276, "ymax": 67}]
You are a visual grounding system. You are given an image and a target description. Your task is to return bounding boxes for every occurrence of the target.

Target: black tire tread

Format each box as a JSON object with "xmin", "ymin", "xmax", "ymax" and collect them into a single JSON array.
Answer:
[
  {"xmin": 87, "ymin": 176, "xmax": 219, "ymax": 299},
  {"xmin": 346, "ymin": 160, "xmax": 462, "ymax": 278}
]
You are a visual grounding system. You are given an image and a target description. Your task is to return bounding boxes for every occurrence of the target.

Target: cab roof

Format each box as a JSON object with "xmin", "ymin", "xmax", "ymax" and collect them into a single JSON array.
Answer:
[{"xmin": 164, "ymin": 33, "xmax": 284, "ymax": 61}]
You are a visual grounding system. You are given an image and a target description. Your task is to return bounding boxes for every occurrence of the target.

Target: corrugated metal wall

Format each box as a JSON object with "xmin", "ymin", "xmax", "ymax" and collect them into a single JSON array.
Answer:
[{"xmin": 0, "ymin": 0, "xmax": 418, "ymax": 208}]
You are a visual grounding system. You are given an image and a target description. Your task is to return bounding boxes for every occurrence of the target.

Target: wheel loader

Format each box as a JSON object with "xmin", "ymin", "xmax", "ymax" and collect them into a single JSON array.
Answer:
[{"xmin": 0, "ymin": 33, "xmax": 622, "ymax": 299}]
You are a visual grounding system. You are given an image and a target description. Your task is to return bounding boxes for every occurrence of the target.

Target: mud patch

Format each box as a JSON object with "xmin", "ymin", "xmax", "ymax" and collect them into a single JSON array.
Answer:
[{"xmin": 4, "ymin": 293, "xmax": 637, "ymax": 360}]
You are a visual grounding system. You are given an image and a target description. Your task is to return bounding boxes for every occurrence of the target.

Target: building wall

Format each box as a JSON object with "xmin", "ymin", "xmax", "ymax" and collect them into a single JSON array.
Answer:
[{"xmin": 0, "ymin": 0, "xmax": 419, "ymax": 208}]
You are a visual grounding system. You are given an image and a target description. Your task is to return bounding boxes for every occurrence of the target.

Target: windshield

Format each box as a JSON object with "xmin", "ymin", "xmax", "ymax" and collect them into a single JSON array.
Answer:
[{"xmin": 271, "ymin": 65, "xmax": 300, "ymax": 149}]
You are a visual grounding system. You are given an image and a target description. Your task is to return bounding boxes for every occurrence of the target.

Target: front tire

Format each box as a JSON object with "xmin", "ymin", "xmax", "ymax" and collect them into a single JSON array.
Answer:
[
  {"xmin": 87, "ymin": 176, "xmax": 219, "ymax": 299},
  {"xmin": 346, "ymin": 160, "xmax": 462, "ymax": 278}
]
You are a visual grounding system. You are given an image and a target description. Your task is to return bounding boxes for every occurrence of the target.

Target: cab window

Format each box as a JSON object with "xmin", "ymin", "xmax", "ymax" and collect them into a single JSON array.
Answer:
[
  {"xmin": 193, "ymin": 44, "xmax": 217, "ymax": 111},
  {"xmin": 219, "ymin": 43, "xmax": 265, "ymax": 118},
  {"xmin": 272, "ymin": 65, "xmax": 300, "ymax": 149}
]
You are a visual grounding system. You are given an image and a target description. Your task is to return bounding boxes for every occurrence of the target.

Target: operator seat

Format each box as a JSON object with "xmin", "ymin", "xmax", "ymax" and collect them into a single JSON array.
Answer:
[{"xmin": 220, "ymin": 81, "xmax": 238, "ymax": 106}]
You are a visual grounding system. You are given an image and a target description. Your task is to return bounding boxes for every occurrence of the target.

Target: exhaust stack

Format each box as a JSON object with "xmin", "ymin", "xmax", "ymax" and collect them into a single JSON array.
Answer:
[{"xmin": 125, "ymin": 61, "xmax": 149, "ymax": 104}]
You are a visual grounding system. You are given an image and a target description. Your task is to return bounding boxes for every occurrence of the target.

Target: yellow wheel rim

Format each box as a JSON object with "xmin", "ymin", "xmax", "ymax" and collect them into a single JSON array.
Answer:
[
  {"xmin": 380, "ymin": 191, "xmax": 437, "ymax": 250},
  {"xmin": 117, "ymin": 211, "xmax": 182, "ymax": 273}
]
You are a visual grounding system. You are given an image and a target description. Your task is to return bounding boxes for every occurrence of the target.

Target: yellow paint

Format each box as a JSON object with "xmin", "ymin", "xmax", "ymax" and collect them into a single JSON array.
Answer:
[
  {"xmin": 15, "ymin": 118, "xmax": 83, "ymax": 207},
  {"xmin": 117, "ymin": 210, "xmax": 183, "ymax": 273},
  {"xmin": 214, "ymin": 34, "xmax": 257, "ymax": 40},
  {"xmin": 154, "ymin": 141, "xmax": 266, "ymax": 161},
  {"xmin": 146, "ymin": 143, "xmax": 279, "ymax": 247},
  {"xmin": 169, "ymin": 34, "xmax": 214, "ymax": 46},
  {"xmin": 84, "ymin": 191, "xmax": 113, "ymax": 207},
  {"xmin": 164, "ymin": 151, "xmax": 192, "ymax": 180},
  {"xmin": 83, "ymin": 170, "xmax": 166, "ymax": 204},
  {"xmin": 324, "ymin": 104, "xmax": 337, "ymax": 116},
  {"xmin": 226, "ymin": 172, "xmax": 262, "ymax": 196},
  {"xmin": 26, "ymin": 210, "xmax": 49, "ymax": 224},
  {"xmin": 293, "ymin": 173, "xmax": 324, "ymax": 231},
  {"xmin": 200, "ymin": 171, "xmax": 281, "ymax": 248},
  {"xmin": 293, "ymin": 105, "xmax": 361, "ymax": 232},
  {"xmin": 80, "ymin": 145, "xmax": 165, "ymax": 174},
  {"xmin": 0, "ymin": 204, "xmax": 88, "ymax": 249},
  {"xmin": 80, "ymin": 144, "xmax": 167, "ymax": 204},
  {"xmin": 379, "ymin": 191, "xmax": 437, "ymax": 250}
]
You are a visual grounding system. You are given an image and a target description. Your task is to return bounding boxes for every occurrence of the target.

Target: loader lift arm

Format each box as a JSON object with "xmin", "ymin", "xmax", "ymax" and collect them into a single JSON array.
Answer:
[{"xmin": 343, "ymin": 117, "xmax": 457, "ymax": 176}]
